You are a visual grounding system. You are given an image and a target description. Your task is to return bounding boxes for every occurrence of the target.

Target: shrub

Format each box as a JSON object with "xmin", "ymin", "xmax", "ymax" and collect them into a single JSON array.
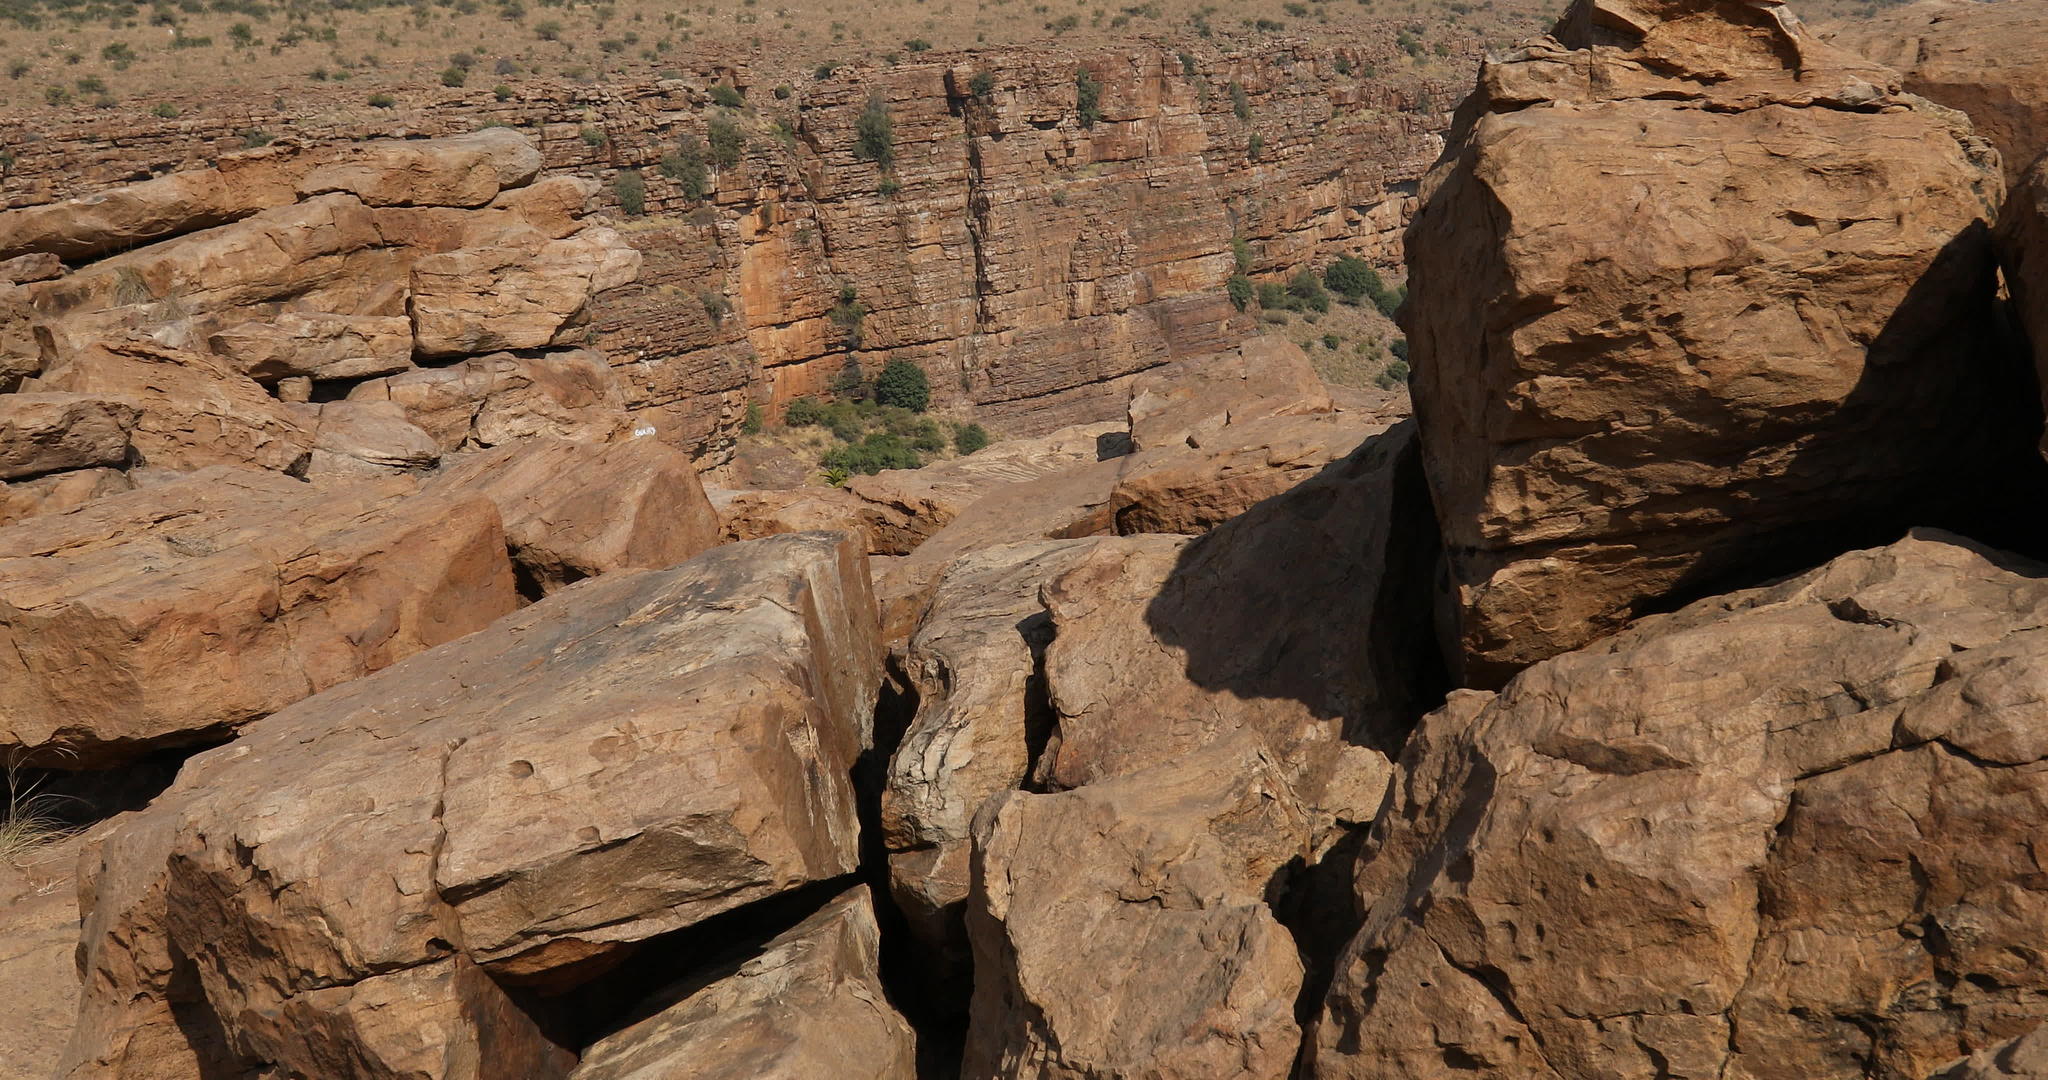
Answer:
[
  {"xmin": 1074, "ymin": 67, "xmax": 1102, "ymax": 128},
  {"xmin": 7, "ymin": 61, "xmax": 30, "ymax": 80},
  {"xmin": 878, "ymin": 177, "xmax": 901, "ymax": 196},
  {"xmin": 1389, "ymin": 337, "xmax": 1409, "ymax": 362},
  {"xmin": 101, "ymin": 42, "xmax": 135, "ymax": 67},
  {"xmin": 1322, "ymin": 332, "xmax": 1341, "ymax": 350},
  {"xmin": 580, "ymin": 125, "xmax": 607, "ymax": 147},
  {"xmin": 613, "ymin": 169, "xmax": 645, "ymax": 215},
  {"xmin": 822, "ymin": 431, "xmax": 921, "ymax": 475},
  {"xmin": 151, "ymin": 101, "xmax": 180, "ymax": 118},
  {"xmin": 534, "ymin": 19, "xmax": 562, "ymax": 39},
  {"xmin": 1256, "ymin": 280, "xmax": 1289, "ymax": 310},
  {"xmin": 953, "ymin": 422, "xmax": 989, "ymax": 455},
  {"xmin": 707, "ymin": 113, "xmax": 744, "ymax": 168},
  {"xmin": 829, "ymin": 351, "xmax": 865, "ymax": 395},
  {"xmin": 1374, "ymin": 282, "xmax": 1406, "ymax": 319},
  {"xmin": 239, "ymin": 128, "xmax": 274, "ymax": 147},
  {"xmin": 1375, "ymin": 358, "xmax": 1410, "ymax": 389},
  {"xmin": 1232, "ymin": 236, "xmax": 1254, "ymax": 272},
  {"xmin": 1178, "ymin": 51, "xmax": 1197, "ymax": 76},
  {"xmin": 969, "ymin": 69, "xmax": 995, "ymax": 98},
  {"xmin": 853, "ymin": 91, "xmax": 893, "ymax": 169},
  {"xmin": 494, "ymin": 83, "xmax": 513, "ymax": 101},
  {"xmin": 367, "ymin": 91, "xmax": 396, "ymax": 108},
  {"xmin": 1334, "ymin": 55, "xmax": 1353, "ymax": 76},
  {"xmin": 1323, "ymin": 255, "xmax": 1383, "ymax": 304},
  {"xmin": 740, "ymin": 402, "xmax": 764, "ymax": 435},
  {"xmin": 1226, "ymin": 274, "xmax": 1252, "ymax": 311},
  {"xmin": 905, "ymin": 37, "xmax": 932, "ymax": 51},
  {"xmin": 663, "ymin": 134, "xmax": 709, "ymax": 198},
  {"xmin": 873, "ymin": 358, "xmax": 930, "ymax": 412},
  {"xmin": 1228, "ymin": 80, "xmax": 1249, "ymax": 121},
  {"xmin": 1247, "ymin": 133, "xmax": 1263, "ymax": 160},
  {"xmin": 813, "ymin": 62, "xmax": 835, "ymax": 79},
  {"xmin": 709, "ymin": 82, "xmax": 743, "ymax": 107},
  {"xmin": 823, "ymin": 465, "xmax": 851, "ymax": 486},
  {"xmin": 1287, "ymin": 268, "xmax": 1330, "ymax": 312},
  {"xmin": 440, "ymin": 66, "xmax": 467, "ymax": 87},
  {"xmin": 700, "ymin": 290, "xmax": 732, "ymax": 325},
  {"xmin": 773, "ymin": 84, "xmax": 793, "ymax": 99},
  {"xmin": 76, "ymin": 75, "xmax": 105, "ymax": 93},
  {"xmin": 910, "ymin": 418, "xmax": 946, "ymax": 453},
  {"xmin": 784, "ymin": 396, "xmax": 824, "ymax": 426}
]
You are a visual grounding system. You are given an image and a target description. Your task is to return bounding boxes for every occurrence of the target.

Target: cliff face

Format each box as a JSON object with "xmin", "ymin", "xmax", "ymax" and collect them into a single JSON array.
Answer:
[{"xmin": 0, "ymin": 37, "xmax": 1456, "ymax": 461}]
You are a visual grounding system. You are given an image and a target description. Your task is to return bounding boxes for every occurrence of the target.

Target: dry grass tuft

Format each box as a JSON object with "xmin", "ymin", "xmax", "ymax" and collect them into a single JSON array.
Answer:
[{"xmin": 0, "ymin": 750, "xmax": 78, "ymax": 869}]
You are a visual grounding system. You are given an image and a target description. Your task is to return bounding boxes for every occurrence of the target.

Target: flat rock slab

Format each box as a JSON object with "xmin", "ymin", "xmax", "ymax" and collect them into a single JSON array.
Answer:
[
  {"xmin": 0, "ymin": 466, "xmax": 517, "ymax": 765},
  {"xmin": 64, "ymin": 531, "xmax": 881, "ymax": 1080},
  {"xmin": 0, "ymin": 391, "xmax": 137, "ymax": 480}
]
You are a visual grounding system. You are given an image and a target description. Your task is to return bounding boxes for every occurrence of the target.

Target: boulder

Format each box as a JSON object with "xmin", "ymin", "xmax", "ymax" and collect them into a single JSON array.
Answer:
[
  {"xmin": 1308, "ymin": 530, "xmax": 2048, "ymax": 1080},
  {"xmin": 0, "ymin": 392, "xmax": 137, "ymax": 480},
  {"xmin": 293, "ymin": 127, "xmax": 544, "ymax": 208},
  {"xmin": 27, "ymin": 336, "xmax": 312, "ymax": 474},
  {"xmin": 0, "ymin": 467, "xmax": 518, "ymax": 765},
  {"xmin": 206, "ymin": 312, "xmax": 414, "ymax": 383},
  {"xmin": 0, "ymin": 835, "xmax": 90, "ymax": 1080},
  {"xmin": 0, "ymin": 252, "xmax": 63, "ymax": 284},
  {"xmin": 298, "ymin": 400, "xmax": 441, "ymax": 482},
  {"xmin": 1106, "ymin": 410, "xmax": 1384, "ymax": 534},
  {"xmin": 347, "ymin": 349, "xmax": 634, "ymax": 453},
  {"xmin": 63, "ymin": 532, "xmax": 881, "ymax": 1080},
  {"xmin": 0, "ymin": 467, "xmax": 133, "ymax": 528},
  {"xmin": 1827, "ymin": 0, "xmax": 2048, "ymax": 185},
  {"xmin": 568, "ymin": 887, "xmax": 917, "ymax": 1080},
  {"xmin": 1932, "ymin": 1027, "xmax": 2048, "ymax": 1080},
  {"xmin": 409, "ymin": 226, "xmax": 640, "ymax": 357},
  {"xmin": 714, "ymin": 485, "xmax": 938, "ymax": 555},
  {"xmin": 1126, "ymin": 335, "xmax": 1331, "ymax": 451},
  {"xmin": 1408, "ymin": 0, "xmax": 2031, "ymax": 685},
  {"xmin": 431, "ymin": 437, "xmax": 721, "ymax": 594},
  {"xmin": 0, "ymin": 143, "xmax": 307, "ymax": 263},
  {"xmin": 962, "ymin": 733, "xmax": 1314, "ymax": 1080}
]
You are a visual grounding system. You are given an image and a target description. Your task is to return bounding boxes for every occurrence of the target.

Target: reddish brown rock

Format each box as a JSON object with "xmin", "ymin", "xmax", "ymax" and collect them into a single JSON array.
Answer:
[
  {"xmin": 0, "ymin": 835, "xmax": 89, "ymax": 1080},
  {"xmin": 206, "ymin": 312, "xmax": 414, "ymax": 383},
  {"xmin": 0, "ymin": 467, "xmax": 517, "ymax": 765},
  {"xmin": 346, "ymin": 349, "xmax": 634, "ymax": 453},
  {"xmin": 1932, "ymin": 1027, "xmax": 2048, "ymax": 1080},
  {"xmin": 408, "ymin": 226, "xmax": 640, "ymax": 357},
  {"xmin": 63, "ymin": 532, "xmax": 881, "ymax": 1080},
  {"xmin": 293, "ymin": 127, "xmax": 544, "ymax": 208},
  {"xmin": 431, "ymin": 437, "xmax": 721, "ymax": 594},
  {"xmin": 0, "ymin": 467, "xmax": 133, "ymax": 528},
  {"xmin": 568, "ymin": 887, "xmax": 916, "ymax": 1080},
  {"xmin": 1309, "ymin": 530, "xmax": 2048, "ymax": 1080},
  {"xmin": 1408, "ymin": 0, "xmax": 2027, "ymax": 685},
  {"xmin": 1827, "ymin": 0, "xmax": 2048, "ymax": 185},
  {"xmin": 1126, "ymin": 336, "xmax": 1331, "ymax": 451},
  {"xmin": 0, "ymin": 143, "xmax": 308, "ymax": 263},
  {"xmin": 0, "ymin": 252, "xmax": 63, "ymax": 284},
  {"xmin": 1107, "ymin": 410, "xmax": 1383, "ymax": 534},
  {"xmin": 298, "ymin": 400, "xmax": 441, "ymax": 482},
  {"xmin": 0, "ymin": 392, "xmax": 137, "ymax": 480}
]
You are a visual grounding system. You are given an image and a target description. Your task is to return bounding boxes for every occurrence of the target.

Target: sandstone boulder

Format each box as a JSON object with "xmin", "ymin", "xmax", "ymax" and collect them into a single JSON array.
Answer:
[
  {"xmin": 0, "ymin": 467, "xmax": 517, "ymax": 765},
  {"xmin": 1933, "ymin": 1027, "xmax": 2048, "ymax": 1080},
  {"xmin": 0, "ymin": 467, "xmax": 133, "ymax": 528},
  {"xmin": 0, "ymin": 143, "xmax": 307, "ymax": 263},
  {"xmin": 1827, "ymin": 0, "xmax": 2048, "ymax": 185},
  {"xmin": 294, "ymin": 127, "xmax": 544, "ymax": 208},
  {"xmin": 347, "ymin": 349, "xmax": 634, "ymax": 453},
  {"xmin": 0, "ymin": 252, "xmax": 63, "ymax": 284},
  {"xmin": 1107, "ymin": 410, "xmax": 1383, "ymax": 534},
  {"xmin": 298, "ymin": 400, "xmax": 442, "ymax": 482},
  {"xmin": 1309, "ymin": 529, "xmax": 2048, "ymax": 1079},
  {"xmin": 431, "ymin": 437, "xmax": 721, "ymax": 595},
  {"xmin": 569, "ymin": 887, "xmax": 917, "ymax": 1080},
  {"xmin": 1408, "ymin": 0, "xmax": 2030, "ymax": 685},
  {"xmin": 1126, "ymin": 335, "xmax": 1330, "ymax": 451},
  {"xmin": 963, "ymin": 733, "xmax": 1313, "ymax": 1080},
  {"xmin": 64, "ymin": 532, "xmax": 881, "ymax": 1080},
  {"xmin": 409, "ymin": 226, "xmax": 640, "ymax": 357},
  {"xmin": 206, "ymin": 312, "xmax": 414, "ymax": 383},
  {"xmin": 0, "ymin": 835, "xmax": 89, "ymax": 1080},
  {"xmin": 714, "ymin": 485, "xmax": 942, "ymax": 555},
  {"xmin": 0, "ymin": 392, "xmax": 137, "ymax": 480}
]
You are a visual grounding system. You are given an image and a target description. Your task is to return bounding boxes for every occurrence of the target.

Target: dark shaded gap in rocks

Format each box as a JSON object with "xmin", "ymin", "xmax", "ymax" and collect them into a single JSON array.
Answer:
[
  {"xmin": 502, "ymin": 872, "xmax": 867, "ymax": 1054},
  {"xmin": 1269, "ymin": 824, "xmax": 1373, "ymax": 1027},
  {"xmin": 5, "ymin": 737, "xmax": 225, "ymax": 829}
]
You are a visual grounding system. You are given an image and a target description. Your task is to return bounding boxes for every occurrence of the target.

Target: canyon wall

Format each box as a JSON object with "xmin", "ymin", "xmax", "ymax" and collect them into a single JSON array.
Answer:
[{"xmin": 0, "ymin": 37, "xmax": 1458, "ymax": 461}]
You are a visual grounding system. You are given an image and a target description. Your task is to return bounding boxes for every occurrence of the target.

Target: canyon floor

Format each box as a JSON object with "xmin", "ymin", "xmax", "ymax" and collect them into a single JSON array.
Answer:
[{"xmin": 5, "ymin": 0, "xmax": 2048, "ymax": 1078}]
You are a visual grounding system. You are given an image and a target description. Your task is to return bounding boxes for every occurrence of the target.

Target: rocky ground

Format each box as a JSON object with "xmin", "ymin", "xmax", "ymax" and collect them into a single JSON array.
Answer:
[{"xmin": 3, "ymin": 0, "xmax": 2048, "ymax": 1078}]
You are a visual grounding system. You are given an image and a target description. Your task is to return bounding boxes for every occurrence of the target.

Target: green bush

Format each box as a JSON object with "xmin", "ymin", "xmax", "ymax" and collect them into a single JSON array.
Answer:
[
  {"xmin": 905, "ymin": 37, "xmax": 932, "ymax": 51},
  {"xmin": 741, "ymin": 402, "xmax": 764, "ymax": 435},
  {"xmin": 709, "ymin": 83, "xmax": 744, "ymax": 108},
  {"xmin": 580, "ymin": 125, "xmax": 607, "ymax": 147},
  {"xmin": 822, "ymin": 431, "xmax": 921, "ymax": 475},
  {"xmin": 953, "ymin": 422, "xmax": 989, "ymax": 455},
  {"xmin": 494, "ymin": 84, "xmax": 513, "ymax": 101},
  {"xmin": 969, "ymin": 69, "xmax": 996, "ymax": 98},
  {"xmin": 1323, "ymin": 255, "xmax": 1383, "ymax": 303},
  {"xmin": 1255, "ymin": 281, "xmax": 1289, "ymax": 310},
  {"xmin": 240, "ymin": 128, "xmax": 274, "ymax": 148},
  {"xmin": 151, "ymin": 102, "xmax": 180, "ymax": 118},
  {"xmin": 1178, "ymin": 51, "xmax": 1197, "ymax": 76},
  {"xmin": 1322, "ymin": 332, "xmax": 1341, "ymax": 350},
  {"xmin": 1075, "ymin": 67, "xmax": 1102, "ymax": 129},
  {"xmin": 700, "ymin": 289, "xmax": 732, "ymax": 325},
  {"xmin": 707, "ymin": 113, "xmax": 744, "ymax": 168},
  {"xmin": 874, "ymin": 358, "xmax": 931, "ymax": 412},
  {"xmin": 814, "ymin": 63, "xmax": 836, "ymax": 80},
  {"xmin": 911, "ymin": 418, "xmax": 946, "ymax": 453},
  {"xmin": 784, "ymin": 396, "xmax": 825, "ymax": 426},
  {"xmin": 662, "ymin": 134, "xmax": 709, "ymax": 198},
  {"xmin": 830, "ymin": 353, "xmax": 865, "ymax": 396},
  {"xmin": 613, "ymin": 169, "xmax": 645, "ymax": 216},
  {"xmin": 1389, "ymin": 337, "xmax": 1409, "ymax": 362},
  {"xmin": 441, "ymin": 66, "xmax": 467, "ymax": 87},
  {"xmin": 1247, "ymin": 133, "xmax": 1263, "ymax": 160},
  {"xmin": 1287, "ymin": 268, "xmax": 1330, "ymax": 313},
  {"xmin": 1232, "ymin": 236, "xmax": 1253, "ymax": 273},
  {"xmin": 829, "ymin": 286, "xmax": 867, "ymax": 350},
  {"xmin": 878, "ymin": 177, "xmax": 901, "ymax": 196},
  {"xmin": 534, "ymin": 19, "xmax": 562, "ymax": 40},
  {"xmin": 854, "ymin": 91, "xmax": 894, "ymax": 169},
  {"xmin": 1228, "ymin": 80, "xmax": 1250, "ymax": 121},
  {"xmin": 367, "ymin": 92, "xmax": 396, "ymax": 108},
  {"xmin": 1375, "ymin": 358, "xmax": 1410, "ymax": 389},
  {"xmin": 1227, "ymin": 275, "xmax": 1252, "ymax": 311},
  {"xmin": 1374, "ymin": 282, "xmax": 1406, "ymax": 319},
  {"xmin": 1334, "ymin": 54, "xmax": 1353, "ymax": 76}
]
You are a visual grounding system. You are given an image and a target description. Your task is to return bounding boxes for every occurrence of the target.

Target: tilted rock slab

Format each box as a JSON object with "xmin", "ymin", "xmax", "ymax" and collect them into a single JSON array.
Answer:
[
  {"xmin": 62, "ymin": 532, "xmax": 882, "ymax": 1080},
  {"xmin": 0, "ymin": 391, "xmax": 137, "ymax": 479},
  {"xmin": 347, "ymin": 349, "xmax": 634, "ymax": 454},
  {"xmin": 0, "ymin": 466, "xmax": 517, "ymax": 765},
  {"xmin": 569, "ymin": 886, "xmax": 916, "ymax": 1080},
  {"xmin": 431, "ymin": 436, "xmax": 722, "ymax": 595},
  {"xmin": 1408, "ymin": 0, "xmax": 2026, "ymax": 685},
  {"xmin": 1309, "ymin": 529, "xmax": 2048, "ymax": 1079}
]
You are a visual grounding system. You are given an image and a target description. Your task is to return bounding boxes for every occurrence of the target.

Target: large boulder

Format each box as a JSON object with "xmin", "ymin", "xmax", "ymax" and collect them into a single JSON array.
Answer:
[
  {"xmin": 63, "ymin": 532, "xmax": 882, "ymax": 1080},
  {"xmin": 568, "ymin": 887, "xmax": 917, "ymax": 1080},
  {"xmin": 0, "ymin": 467, "xmax": 518, "ymax": 765},
  {"xmin": 1308, "ymin": 530, "xmax": 2048, "ymax": 1079},
  {"xmin": 206, "ymin": 312, "xmax": 414, "ymax": 383},
  {"xmin": 1408, "ymin": 0, "xmax": 2032, "ymax": 686},
  {"xmin": 346, "ymin": 349, "xmax": 634, "ymax": 453},
  {"xmin": 1125, "ymin": 336, "xmax": 1331, "ymax": 451},
  {"xmin": 1106, "ymin": 410, "xmax": 1383, "ymax": 534},
  {"xmin": 430, "ymin": 436, "xmax": 722, "ymax": 595},
  {"xmin": 292, "ymin": 127, "xmax": 544, "ymax": 209},
  {"xmin": 0, "ymin": 392, "xmax": 137, "ymax": 479},
  {"xmin": 408, "ymin": 226, "xmax": 640, "ymax": 357},
  {"xmin": 1827, "ymin": 0, "xmax": 2048, "ymax": 185}
]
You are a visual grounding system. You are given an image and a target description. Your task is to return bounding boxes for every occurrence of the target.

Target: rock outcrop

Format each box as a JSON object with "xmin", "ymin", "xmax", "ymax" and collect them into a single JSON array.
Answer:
[
  {"xmin": 63, "ymin": 531, "xmax": 880, "ymax": 1080},
  {"xmin": 2005, "ymin": 157, "xmax": 2048, "ymax": 444},
  {"xmin": 1407, "ymin": 0, "xmax": 2033, "ymax": 685},
  {"xmin": 1309, "ymin": 530, "xmax": 2048, "ymax": 1079}
]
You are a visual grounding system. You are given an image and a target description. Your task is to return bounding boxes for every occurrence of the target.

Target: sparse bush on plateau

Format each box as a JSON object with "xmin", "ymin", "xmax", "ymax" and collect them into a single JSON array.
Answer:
[
  {"xmin": 784, "ymin": 396, "xmax": 825, "ymax": 426},
  {"xmin": 969, "ymin": 69, "xmax": 995, "ymax": 99},
  {"xmin": 663, "ymin": 134, "xmax": 710, "ymax": 198},
  {"xmin": 440, "ymin": 66, "xmax": 467, "ymax": 87},
  {"xmin": 494, "ymin": 84, "xmax": 513, "ymax": 101},
  {"xmin": 367, "ymin": 92, "xmax": 396, "ymax": 108},
  {"xmin": 710, "ymin": 82, "xmax": 743, "ymax": 107}
]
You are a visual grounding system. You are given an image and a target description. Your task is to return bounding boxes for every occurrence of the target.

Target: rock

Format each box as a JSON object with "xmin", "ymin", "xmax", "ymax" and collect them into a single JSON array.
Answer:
[
  {"xmin": 0, "ymin": 252, "xmax": 63, "ymax": 284},
  {"xmin": 409, "ymin": 226, "xmax": 641, "ymax": 357},
  {"xmin": 1107, "ymin": 410, "xmax": 1384, "ymax": 534},
  {"xmin": 27, "ymin": 336, "xmax": 313, "ymax": 474},
  {"xmin": 206, "ymin": 312, "xmax": 414, "ymax": 383},
  {"xmin": 0, "ymin": 467, "xmax": 518, "ymax": 765},
  {"xmin": 0, "ymin": 143, "xmax": 307, "ymax": 263},
  {"xmin": 1308, "ymin": 529, "xmax": 2048, "ymax": 1080},
  {"xmin": 1126, "ymin": 335, "xmax": 1332, "ymax": 451},
  {"xmin": 962, "ymin": 733, "xmax": 1314, "ymax": 1080},
  {"xmin": 1408, "ymin": 0, "xmax": 2030, "ymax": 686},
  {"xmin": 0, "ymin": 467, "xmax": 133, "ymax": 528},
  {"xmin": 0, "ymin": 392, "xmax": 137, "ymax": 480},
  {"xmin": 298, "ymin": 400, "xmax": 441, "ymax": 482},
  {"xmin": 1827, "ymin": 0, "xmax": 2048, "ymax": 185},
  {"xmin": 347, "ymin": 349, "xmax": 634, "ymax": 453},
  {"xmin": 293, "ymin": 128, "xmax": 544, "ymax": 208},
  {"xmin": 0, "ymin": 835, "xmax": 89, "ymax": 1080},
  {"xmin": 1932, "ymin": 1027, "xmax": 2048, "ymax": 1080},
  {"xmin": 63, "ymin": 532, "xmax": 881, "ymax": 1080},
  {"xmin": 2004, "ymin": 157, "xmax": 2048, "ymax": 445},
  {"xmin": 882, "ymin": 538, "xmax": 1111, "ymax": 993},
  {"xmin": 568, "ymin": 887, "xmax": 917, "ymax": 1080},
  {"xmin": 714, "ymin": 485, "xmax": 941, "ymax": 556},
  {"xmin": 431, "ymin": 437, "xmax": 721, "ymax": 595}
]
